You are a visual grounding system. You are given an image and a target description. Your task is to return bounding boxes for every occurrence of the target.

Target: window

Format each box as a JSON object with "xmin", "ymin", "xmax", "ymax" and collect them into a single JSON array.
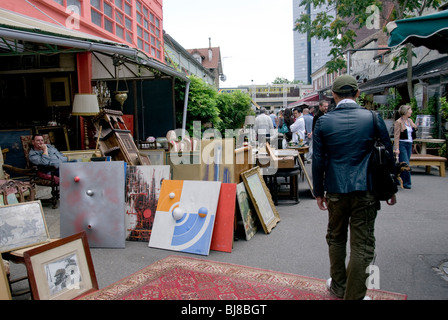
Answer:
[
  {"xmin": 70, "ymin": 0, "xmax": 163, "ymax": 60},
  {"xmin": 135, "ymin": 1, "xmax": 162, "ymax": 59}
]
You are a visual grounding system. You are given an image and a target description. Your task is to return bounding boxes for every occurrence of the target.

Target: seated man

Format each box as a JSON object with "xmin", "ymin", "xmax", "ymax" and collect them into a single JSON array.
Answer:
[{"xmin": 28, "ymin": 134, "xmax": 68, "ymax": 179}]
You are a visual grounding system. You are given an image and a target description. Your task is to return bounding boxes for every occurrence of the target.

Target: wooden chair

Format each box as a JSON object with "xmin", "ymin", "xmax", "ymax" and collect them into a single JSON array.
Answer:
[
  {"xmin": 0, "ymin": 179, "xmax": 35, "ymax": 205},
  {"xmin": 1, "ymin": 146, "xmax": 35, "ymax": 204}
]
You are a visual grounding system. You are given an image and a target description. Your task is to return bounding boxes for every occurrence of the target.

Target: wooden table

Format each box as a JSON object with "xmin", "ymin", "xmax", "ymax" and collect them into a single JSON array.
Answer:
[
  {"xmin": 2, "ymin": 239, "xmax": 58, "ymax": 265},
  {"xmin": 286, "ymin": 146, "xmax": 313, "ymax": 197},
  {"xmin": 411, "ymin": 139, "xmax": 446, "ymax": 177},
  {"xmin": 286, "ymin": 145, "xmax": 309, "ymax": 154},
  {"xmin": 414, "ymin": 138, "xmax": 445, "ymax": 154}
]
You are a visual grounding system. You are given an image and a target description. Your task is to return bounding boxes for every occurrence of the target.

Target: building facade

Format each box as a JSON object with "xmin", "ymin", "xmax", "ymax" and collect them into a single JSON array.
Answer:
[
  {"xmin": 220, "ymin": 83, "xmax": 313, "ymax": 112},
  {"xmin": 0, "ymin": 0, "xmax": 190, "ymax": 155},
  {"xmin": 187, "ymin": 39, "xmax": 224, "ymax": 89},
  {"xmin": 292, "ymin": 0, "xmax": 335, "ymax": 84},
  {"xmin": 164, "ymin": 32, "xmax": 216, "ymax": 87},
  {"xmin": 0, "ymin": 0, "xmax": 165, "ymax": 63}
]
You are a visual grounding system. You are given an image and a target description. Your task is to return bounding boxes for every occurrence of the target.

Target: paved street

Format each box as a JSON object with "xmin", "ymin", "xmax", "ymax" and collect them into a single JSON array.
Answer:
[{"xmin": 8, "ymin": 162, "xmax": 448, "ymax": 300}]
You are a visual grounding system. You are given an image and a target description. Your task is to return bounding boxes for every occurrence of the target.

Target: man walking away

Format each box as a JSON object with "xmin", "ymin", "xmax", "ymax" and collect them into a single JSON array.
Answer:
[{"xmin": 312, "ymin": 75, "xmax": 397, "ymax": 300}]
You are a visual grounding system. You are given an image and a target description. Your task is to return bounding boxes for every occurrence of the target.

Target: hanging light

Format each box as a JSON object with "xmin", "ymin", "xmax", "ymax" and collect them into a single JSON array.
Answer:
[{"xmin": 113, "ymin": 55, "xmax": 128, "ymax": 110}]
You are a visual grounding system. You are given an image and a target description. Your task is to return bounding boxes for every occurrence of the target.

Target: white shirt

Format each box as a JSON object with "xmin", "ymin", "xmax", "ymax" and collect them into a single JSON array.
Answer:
[
  {"xmin": 289, "ymin": 115, "xmax": 305, "ymax": 142},
  {"xmin": 254, "ymin": 114, "xmax": 274, "ymax": 137}
]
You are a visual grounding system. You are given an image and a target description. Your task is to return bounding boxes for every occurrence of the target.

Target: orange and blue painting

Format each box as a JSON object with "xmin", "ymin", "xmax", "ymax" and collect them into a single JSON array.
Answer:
[{"xmin": 148, "ymin": 180, "xmax": 221, "ymax": 256}]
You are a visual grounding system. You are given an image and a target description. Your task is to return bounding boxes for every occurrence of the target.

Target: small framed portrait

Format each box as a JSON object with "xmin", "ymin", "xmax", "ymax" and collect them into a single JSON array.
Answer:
[{"xmin": 23, "ymin": 232, "xmax": 98, "ymax": 300}]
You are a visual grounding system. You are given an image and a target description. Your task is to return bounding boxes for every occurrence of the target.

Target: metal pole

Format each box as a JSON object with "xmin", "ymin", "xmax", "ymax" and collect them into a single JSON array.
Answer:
[{"xmin": 182, "ymin": 80, "xmax": 190, "ymax": 138}]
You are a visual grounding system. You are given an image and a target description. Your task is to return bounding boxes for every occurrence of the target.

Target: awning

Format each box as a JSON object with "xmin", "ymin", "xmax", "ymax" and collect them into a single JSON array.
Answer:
[
  {"xmin": 387, "ymin": 10, "xmax": 448, "ymax": 53},
  {"xmin": 359, "ymin": 55, "xmax": 448, "ymax": 94},
  {"xmin": 288, "ymin": 93, "xmax": 320, "ymax": 108}
]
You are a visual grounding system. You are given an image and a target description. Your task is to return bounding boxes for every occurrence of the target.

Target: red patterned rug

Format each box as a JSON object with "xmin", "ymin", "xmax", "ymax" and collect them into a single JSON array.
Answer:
[{"xmin": 79, "ymin": 256, "xmax": 406, "ymax": 300}]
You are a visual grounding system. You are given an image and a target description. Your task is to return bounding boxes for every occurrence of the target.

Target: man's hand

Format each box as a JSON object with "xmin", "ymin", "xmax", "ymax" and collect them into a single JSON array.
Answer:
[
  {"xmin": 386, "ymin": 194, "xmax": 397, "ymax": 206},
  {"xmin": 41, "ymin": 144, "xmax": 48, "ymax": 155},
  {"xmin": 316, "ymin": 196, "xmax": 328, "ymax": 211}
]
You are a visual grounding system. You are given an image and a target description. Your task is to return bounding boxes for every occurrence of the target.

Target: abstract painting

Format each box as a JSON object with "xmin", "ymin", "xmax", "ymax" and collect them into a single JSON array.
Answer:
[
  {"xmin": 210, "ymin": 183, "xmax": 237, "ymax": 253},
  {"xmin": 148, "ymin": 180, "xmax": 221, "ymax": 256},
  {"xmin": 60, "ymin": 161, "xmax": 126, "ymax": 248}
]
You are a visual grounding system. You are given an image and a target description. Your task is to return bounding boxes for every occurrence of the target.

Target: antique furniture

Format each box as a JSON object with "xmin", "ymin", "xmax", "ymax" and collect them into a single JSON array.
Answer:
[{"xmin": 92, "ymin": 109, "xmax": 149, "ymax": 165}]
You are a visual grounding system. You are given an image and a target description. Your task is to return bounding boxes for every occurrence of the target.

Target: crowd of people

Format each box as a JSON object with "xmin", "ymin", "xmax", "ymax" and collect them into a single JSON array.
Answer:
[{"xmin": 254, "ymin": 97, "xmax": 330, "ymax": 158}]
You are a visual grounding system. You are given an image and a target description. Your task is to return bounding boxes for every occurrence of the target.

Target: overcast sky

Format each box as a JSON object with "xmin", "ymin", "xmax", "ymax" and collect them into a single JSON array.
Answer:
[{"xmin": 163, "ymin": 0, "xmax": 295, "ymax": 88}]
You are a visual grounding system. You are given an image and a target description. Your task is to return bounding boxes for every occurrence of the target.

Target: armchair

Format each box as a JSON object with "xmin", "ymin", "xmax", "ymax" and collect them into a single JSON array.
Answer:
[{"xmin": 1, "ymin": 135, "xmax": 59, "ymax": 208}]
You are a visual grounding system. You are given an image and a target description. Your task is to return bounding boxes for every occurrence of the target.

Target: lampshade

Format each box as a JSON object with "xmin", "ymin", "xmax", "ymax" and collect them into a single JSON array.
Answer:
[{"xmin": 72, "ymin": 94, "xmax": 100, "ymax": 116}]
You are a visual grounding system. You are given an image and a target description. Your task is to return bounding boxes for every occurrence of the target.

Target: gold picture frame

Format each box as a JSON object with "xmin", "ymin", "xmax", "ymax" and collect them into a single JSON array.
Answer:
[
  {"xmin": 0, "ymin": 257, "xmax": 11, "ymax": 300},
  {"xmin": 241, "ymin": 167, "xmax": 280, "ymax": 233},
  {"xmin": 45, "ymin": 77, "xmax": 71, "ymax": 107},
  {"xmin": 23, "ymin": 232, "xmax": 98, "ymax": 300}
]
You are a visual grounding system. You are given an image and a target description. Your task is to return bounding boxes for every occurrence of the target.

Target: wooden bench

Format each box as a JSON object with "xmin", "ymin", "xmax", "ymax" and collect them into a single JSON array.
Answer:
[{"xmin": 409, "ymin": 154, "xmax": 446, "ymax": 177}]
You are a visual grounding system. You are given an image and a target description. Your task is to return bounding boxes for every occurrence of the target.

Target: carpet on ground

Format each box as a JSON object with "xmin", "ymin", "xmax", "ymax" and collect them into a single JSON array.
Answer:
[{"xmin": 78, "ymin": 256, "xmax": 407, "ymax": 300}]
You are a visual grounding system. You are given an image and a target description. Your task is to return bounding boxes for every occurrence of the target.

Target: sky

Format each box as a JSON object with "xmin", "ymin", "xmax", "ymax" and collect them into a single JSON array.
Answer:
[{"xmin": 163, "ymin": 0, "xmax": 295, "ymax": 88}]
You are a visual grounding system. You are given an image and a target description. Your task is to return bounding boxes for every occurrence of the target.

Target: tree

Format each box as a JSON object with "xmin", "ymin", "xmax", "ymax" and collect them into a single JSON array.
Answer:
[
  {"xmin": 272, "ymin": 77, "xmax": 304, "ymax": 84},
  {"xmin": 215, "ymin": 90, "xmax": 253, "ymax": 133},
  {"xmin": 174, "ymin": 76, "xmax": 253, "ymax": 135},
  {"xmin": 293, "ymin": 0, "xmax": 442, "ymax": 98},
  {"xmin": 174, "ymin": 75, "xmax": 221, "ymax": 135}
]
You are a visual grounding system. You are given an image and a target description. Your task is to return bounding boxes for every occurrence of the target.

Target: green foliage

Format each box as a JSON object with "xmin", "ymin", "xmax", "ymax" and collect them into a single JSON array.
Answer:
[
  {"xmin": 391, "ymin": 46, "xmax": 416, "ymax": 70},
  {"xmin": 294, "ymin": 0, "xmax": 383, "ymax": 73},
  {"xmin": 439, "ymin": 133, "xmax": 447, "ymax": 157},
  {"xmin": 440, "ymin": 96, "xmax": 448, "ymax": 121},
  {"xmin": 174, "ymin": 75, "xmax": 221, "ymax": 135},
  {"xmin": 215, "ymin": 90, "xmax": 253, "ymax": 134},
  {"xmin": 272, "ymin": 77, "xmax": 304, "ymax": 84}
]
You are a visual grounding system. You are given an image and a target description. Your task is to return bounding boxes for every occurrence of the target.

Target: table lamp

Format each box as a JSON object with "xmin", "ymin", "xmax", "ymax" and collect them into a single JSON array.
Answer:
[{"xmin": 72, "ymin": 94, "xmax": 100, "ymax": 149}]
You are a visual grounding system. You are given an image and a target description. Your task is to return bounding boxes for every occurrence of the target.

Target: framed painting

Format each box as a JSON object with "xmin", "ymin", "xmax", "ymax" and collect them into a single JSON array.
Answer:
[
  {"xmin": 125, "ymin": 165, "xmax": 171, "ymax": 242},
  {"xmin": 241, "ymin": 167, "xmax": 280, "ymax": 234},
  {"xmin": 0, "ymin": 128, "xmax": 32, "ymax": 170},
  {"xmin": 45, "ymin": 77, "xmax": 71, "ymax": 107},
  {"xmin": 236, "ymin": 182, "xmax": 257, "ymax": 241},
  {"xmin": 0, "ymin": 257, "xmax": 11, "ymax": 300},
  {"xmin": 0, "ymin": 201, "xmax": 50, "ymax": 253},
  {"xmin": 23, "ymin": 232, "xmax": 98, "ymax": 300},
  {"xmin": 139, "ymin": 149, "xmax": 166, "ymax": 165}
]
